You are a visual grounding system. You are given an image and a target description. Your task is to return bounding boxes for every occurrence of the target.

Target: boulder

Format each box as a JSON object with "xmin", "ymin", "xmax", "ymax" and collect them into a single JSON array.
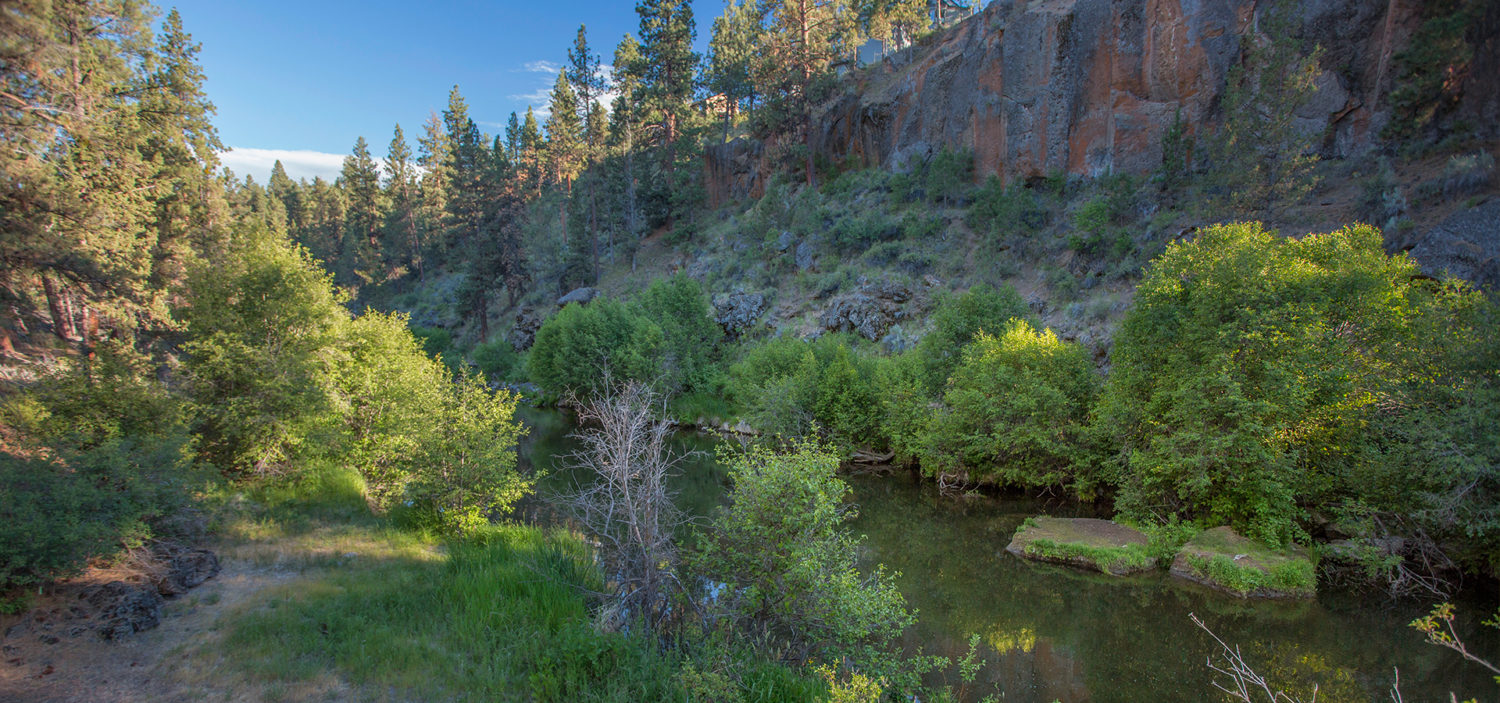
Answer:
[
  {"xmin": 511, "ymin": 308, "xmax": 543, "ymax": 350},
  {"xmin": 83, "ymin": 581, "xmax": 163, "ymax": 640},
  {"xmin": 795, "ymin": 240, "xmax": 817, "ymax": 272},
  {"xmin": 713, "ymin": 292, "xmax": 767, "ymax": 339},
  {"xmin": 1396, "ymin": 198, "xmax": 1500, "ymax": 291},
  {"xmin": 1006, "ymin": 517, "xmax": 1157, "ymax": 576},
  {"xmin": 557, "ymin": 287, "xmax": 598, "ymax": 306},
  {"xmin": 775, "ymin": 230, "xmax": 797, "ymax": 253},
  {"xmin": 818, "ymin": 280, "xmax": 911, "ymax": 341},
  {"xmin": 155, "ymin": 548, "xmax": 221, "ymax": 597},
  {"xmin": 1169, "ymin": 527, "xmax": 1316, "ymax": 598}
]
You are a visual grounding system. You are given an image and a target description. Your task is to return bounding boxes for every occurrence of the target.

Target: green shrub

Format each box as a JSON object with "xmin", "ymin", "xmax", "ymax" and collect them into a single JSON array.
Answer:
[
  {"xmin": 917, "ymin": 320, "xmax": 1098, "ymax": 491},
  {"xmin": 1384, "ymin": 0, "xmax": 1486, "ymax": 143},
  {"xmin": 1100, "ymin": 222, "xmax": 1441, "ymax": 546},
  {"xmin": 967, "ymin": 177, "xmax": 1050, "ymax": 240},
  {"xmin": 410, "ymin": 325, "xmax": 462, "ymax": 372},
  {"xmin": 183, "ymin": 223, "xmax": 348, "ymax": 473},
  {"xmin": 914, "ymin": 283, "xmax": 1031, "ymax": 393},
  {"xmin": 727, "ymin": 334, "xmax": 886, "ymax": 447},
  {"xmin": 692, "ymin": 440, "xmax": 915, "ymax": 682},
  {"xmin": 403, "ymin": 372, "xmax": 529, "ymax": 534},
  {"xmin": 472, "ymin": 339, "xmax": 522, "ymax": 381},
  {"xmin": 528, "ymin": 298, "xmax": 666, "ymax": 397},
  {"xmin": 926, "ymin": 147, "xmax": 974, "ymax": 205},
  {"xmin": 633, "ymin": 274, "xmax": 723, "ymax": 393}
]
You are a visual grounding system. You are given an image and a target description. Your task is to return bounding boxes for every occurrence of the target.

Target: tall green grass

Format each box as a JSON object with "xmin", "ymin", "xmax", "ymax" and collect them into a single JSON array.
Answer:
[{"xmin": 215, "ymin": 467, "xmax": 822, "ymax": 702}]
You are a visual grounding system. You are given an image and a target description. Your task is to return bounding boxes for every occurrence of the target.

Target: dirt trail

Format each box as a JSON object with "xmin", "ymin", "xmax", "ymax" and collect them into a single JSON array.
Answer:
[{"xmin": 0, "ymin": 559, "xmax": 294, "ymax": 703}]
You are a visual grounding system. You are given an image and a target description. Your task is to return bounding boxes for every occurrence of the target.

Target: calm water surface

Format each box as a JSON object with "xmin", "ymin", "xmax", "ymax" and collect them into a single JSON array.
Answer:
[{"xmin": 516, "ymin": 408, "xmax": 1499, "ymax": 702}]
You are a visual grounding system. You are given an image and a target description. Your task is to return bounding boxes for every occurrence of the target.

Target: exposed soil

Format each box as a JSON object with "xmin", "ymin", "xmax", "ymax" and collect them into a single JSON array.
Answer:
[{"xmin": 0, "ymin": 552, "xmax": 289, "ymax": 703}]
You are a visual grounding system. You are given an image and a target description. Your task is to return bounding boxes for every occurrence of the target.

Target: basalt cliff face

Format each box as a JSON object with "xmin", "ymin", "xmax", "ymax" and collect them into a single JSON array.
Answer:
[
  {"xmin": 706, "ymin": 0, "xmax": 1494, "ymax": 199},
  {"xmin": 811, "ymin": 0, "xmax": 1424, "ymax": 182}
]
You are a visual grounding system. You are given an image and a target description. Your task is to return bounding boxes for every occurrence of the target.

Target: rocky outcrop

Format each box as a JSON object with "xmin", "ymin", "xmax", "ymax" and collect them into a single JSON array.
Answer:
[
  {"xmin": 556, "ymin": 287, "xmax": 598, "ymax": 306},
  {"xmin": 713, "ymin": 292, "xmax": 768, "ymax": 339},
  {"xmin": 702, "ymin": 0, "xmax": 1500, "ymax": 202},
  {"xmin": 819, "ymin": 280, "xmax": 912, "ymax": 340},
  {"xmin": 1006, "ymin": 516, "xmax": 1157, "ymax": 576},
  {"xmin": 511, "ymin": 308, "xmax": 543, "ymax": 350},
  {"xmin": 1394, "ymin": 197, "xmax": 1500, "ymax": 290},
  {"xmin": 811, "ymin": 0, "xmax": 1432, "ymax": 183},
  {"xmin": 1169, "ymin": 527, "xmax": 1316, "ymax": 598}
]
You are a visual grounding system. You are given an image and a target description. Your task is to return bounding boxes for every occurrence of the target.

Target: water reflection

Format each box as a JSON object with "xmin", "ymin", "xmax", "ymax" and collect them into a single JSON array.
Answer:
[{"xmin": 515, "ymin": 408, "xmax": 1500, "ymax": 702}]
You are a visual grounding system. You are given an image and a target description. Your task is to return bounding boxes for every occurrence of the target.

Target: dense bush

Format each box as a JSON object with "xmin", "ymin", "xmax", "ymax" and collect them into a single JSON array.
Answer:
[
  {"xmin": 727, "ymin": 334, "xmax": 885, "ymax": 447},
  {"xmin": 917, "ymin": 320, "xmax": 1098, "ymax": 491},
  {"xmin": 472, "ymin": 338, "xmax": 522, "ymax": 381},
  {"xmin": 528, "ymin": 298, "xmax": 666, "ymax": 396},
  {"xmin": 633, "ymin": 274, "xmax": 723, "ymax": 393},
  {"xmin": 925, "ymin": 147, "xmax": 974, "ymax": 205},
  {"xmin": 1098, "ymin": 222, "xmax": 1494, "ymax": 554},
  {"xmin": 914, "ymin": 283, "xmax": 1031, "ymax": 392},
  {"xmin": 692, "ymin": 440, "xmax": 914, "ymax": 681},
  {"xmin": 966, "ymin": 177, "xmax": 1050, "ymax": 240},
  {"xmin": 183, "ymin": 224, "xmax": 348, "ymax": 473},
  {"xmin": 1, "ymin": 342, "xmax": 202, "ymax": 607}
]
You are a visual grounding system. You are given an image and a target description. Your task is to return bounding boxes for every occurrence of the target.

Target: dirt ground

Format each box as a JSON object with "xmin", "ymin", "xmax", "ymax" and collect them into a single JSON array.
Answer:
[{"xmin": 0, "ymin": 558, "xmax": 296, "ymax": 703}]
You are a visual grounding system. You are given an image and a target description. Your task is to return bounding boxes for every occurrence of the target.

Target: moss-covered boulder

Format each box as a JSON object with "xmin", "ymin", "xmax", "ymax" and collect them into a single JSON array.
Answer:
[
  {"xmin": 1169, "ymin": 527, "xmax": 1316, "ymax": 598},
  {"xmin": 1005, "ymin": 517, "xmax": 1157, "ymax": 575}
]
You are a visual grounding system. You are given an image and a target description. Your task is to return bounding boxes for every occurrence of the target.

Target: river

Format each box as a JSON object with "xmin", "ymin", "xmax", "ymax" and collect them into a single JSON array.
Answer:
[{"xmin": 515, "ymin": 408, "xmax": 1499, "ymax": 702}]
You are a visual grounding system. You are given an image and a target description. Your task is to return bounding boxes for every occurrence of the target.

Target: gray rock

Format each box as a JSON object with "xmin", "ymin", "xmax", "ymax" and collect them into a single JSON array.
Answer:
[
  {"xmin": 511, "ymin": 308, "xmax": 543, "ymax": 350},
  {"xmin": 1400, "ymin": 198, "xmax": 1500, "ymax": 290},
  {"xmin": 775, "ymin": 230, "xmax": 796, "ymax": 252},
  {"xmin": 557, "ymin": 287, "xmax": 599, "ymax": 306},
  {"xmin": 713, "ymin": 292, "xmax": 767, "ymax": 339},
  {"xmin": 84, "ymin": 582, "xmax": 163, "ymax": 640},
  {"xmin": 819, "ymin": 280, "xmax": 913, "ymax": 341},
  {"xmin": 155, "ymin": 548, "xmax": 220, "ymax": 597},
  {"xmin": 795, "ymin": 240, "xmax": 817, "ymax": 272}
]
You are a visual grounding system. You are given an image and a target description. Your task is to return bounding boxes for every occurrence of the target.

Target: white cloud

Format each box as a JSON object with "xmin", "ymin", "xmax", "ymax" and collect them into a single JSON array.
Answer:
[
  {"xmin": 220, "ymin": 147, "xmax": 373, "ymax": 184},
  {"xmin": 519, "ymin": 60, "xmax": 561, "ymax": 75}
]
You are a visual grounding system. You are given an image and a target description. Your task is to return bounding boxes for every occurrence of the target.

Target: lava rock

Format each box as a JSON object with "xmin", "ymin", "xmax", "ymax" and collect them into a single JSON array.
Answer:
[
  {"xmin": 511, "ymin": 308, "xmax": 543, "ymax": 350},
  {"xmin": 557, "ymin": 287, "xmax": 598, "ymax": 306},
  {"xmin": 819, "ymin": 280, "xmax": 911, "ymax": 341},
  {"xmin": 155, "ymin": 549, "xmax": 220, "ymax": 597},
  {"xmin": 713, "ymin": 292, "xmax": 767, "ymax": 339},
  {"xmin": 794, "ymin": 240, "xmax": 817, "ymax": 272},
  {"xmin": 83, "ymin": 582, "xmax": 163, "ymax": 640}
]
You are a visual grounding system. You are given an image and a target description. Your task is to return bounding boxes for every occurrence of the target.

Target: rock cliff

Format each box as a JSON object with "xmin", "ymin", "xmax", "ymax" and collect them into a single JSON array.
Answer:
[
  {"xmin": 813, "ymin": 0, "xmax": 1419, "ymax": 181},
  {"xmin": 705, "ymin": 0, "xmax": 1495, "ymax": 194}
]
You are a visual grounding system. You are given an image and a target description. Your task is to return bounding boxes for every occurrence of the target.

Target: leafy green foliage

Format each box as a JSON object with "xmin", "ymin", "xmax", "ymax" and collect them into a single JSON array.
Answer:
[
  {"xmin": 692, "ymin": 440, "xmax": 915, "ymax": 681},
  {"xmin": 1023, "ymin": 537, "xmax": 1154, "ymax": 575},
  {"xmin": 633, "ymin": 274, "xmax": 723, "ymax": 393},
  {"xmin": 966, "ymin": 177, "xmax": 1050, "ymax": 241},
  {"xmin": 1, "ymin": 343, "xmax": 202, "ymax": 606},
  {"xmin": 472, "ymin": 339, "xmax": 522, "ymax": 381},
  {"xmin": 406, "ymin": 373, "xmax": 530, "ymax": 534},
  {"xmin": 182, "ymin": 223, "xmax": 348, "ymax": 473},
  {"xmin": 1100, "ymin": 222, "xmax": 1450, "ymax": 547},
  {"xmin": 527, "ymin": 299, "xmax": 666, "ymax": 397},
  {"xmin": 914, "ymin": 283, "xmax": 1032, "ymax": 393},
  {"xmin": 916, "ymin": 320, "xmax": 1098, "ymax": 491},
  {"xmin": 727, "ymin": 334, "xmax": 885, "ymax": 447},
  {"xmin": 925, "ymin": 147, "xmax": 974, "ymax": 205}
]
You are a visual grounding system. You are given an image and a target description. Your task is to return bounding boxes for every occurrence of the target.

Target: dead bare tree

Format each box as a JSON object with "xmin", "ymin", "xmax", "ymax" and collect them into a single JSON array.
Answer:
[{"xmin": 559, "ymin": 380, "xmax": 691, "ymax": 629}]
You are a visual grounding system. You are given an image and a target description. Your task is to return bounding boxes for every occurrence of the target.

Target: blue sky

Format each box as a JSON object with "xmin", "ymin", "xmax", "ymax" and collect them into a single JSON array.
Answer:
[{"xmin": 169, "ymin": 1, "xmax": 717, "ymax": 182}]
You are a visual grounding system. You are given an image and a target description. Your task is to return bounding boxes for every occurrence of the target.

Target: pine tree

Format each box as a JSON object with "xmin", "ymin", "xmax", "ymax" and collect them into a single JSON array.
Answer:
[
  {"xmin": 268, "ymin": 160, "xmax": 300, "ymax": 231},
  {"xmin": 759, "ymin": 0, "xmax": 857, "ymax": 185},
  {"xmin": 384, "ymin": 124, "xmax": 423, "ymax": 280},
  {"xmin": 339, "ymin": 136, "xmax": 385, "ymax": 285},
  {"xmin": 566, "ymin": 25, "xmax": 606, "ymax": 154},
  {"xmin": 442, "ymin": 86, "xmax": 488, "ymax": 253},
  {"xmin": 635, "ymin": 0, "xmax": 698, "ymax": 152},
  {"xmin": 519, "ymin": 107, "xmax": 545, "ymax": 195},
  {"xmin": 545, "ymin": 70, "xmax": 584, "ymax": 190},
  {"xmin": 707, "ymin": 0, "xmax": 764, "ymax": 143},
  {"xmin": 416, "ymin": 112, "xmax": 450, "ymax": 265}
]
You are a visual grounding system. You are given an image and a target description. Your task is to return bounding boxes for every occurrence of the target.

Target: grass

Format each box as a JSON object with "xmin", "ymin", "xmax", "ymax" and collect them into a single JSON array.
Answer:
[
  {"xmin": 1010, "ymin": 517, "xmax": 1160, "ymax": 575},
  {"xmin": 1023, "ymin": 537, "xmax": 1154, "ymax": 574},
  {"xmin": 198, "ymin": 464, "xmax": 823, "ymax": 702},
  {"xmin": 1175, "ymin": 527, "xmax": 1317, "ymax": 597}
]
